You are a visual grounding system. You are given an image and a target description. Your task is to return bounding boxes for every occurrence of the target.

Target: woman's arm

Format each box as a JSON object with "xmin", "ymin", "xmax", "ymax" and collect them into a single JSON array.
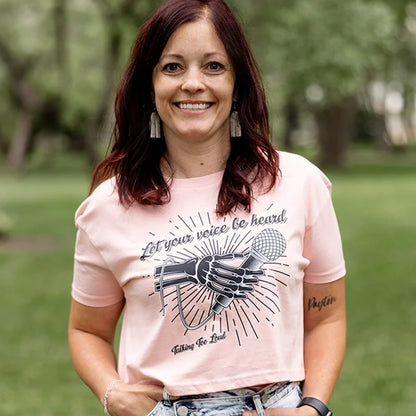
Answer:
[
  {"xmin": 68, "ymin": 299, "xmax": 164, "ymax": 416},
  {"xmin": 302, "ymin": 277, "xmax": 346, "ymax": 405},
  {"xmin": 68, "ymin": 299, "xmax": 125, "ymax": 401}
]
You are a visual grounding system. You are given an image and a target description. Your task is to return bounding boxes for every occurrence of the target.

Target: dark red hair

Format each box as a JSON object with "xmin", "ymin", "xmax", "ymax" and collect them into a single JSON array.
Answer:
[{"xmin": 91, "ymin": 0, "xmax": 279, "ymax": 216}]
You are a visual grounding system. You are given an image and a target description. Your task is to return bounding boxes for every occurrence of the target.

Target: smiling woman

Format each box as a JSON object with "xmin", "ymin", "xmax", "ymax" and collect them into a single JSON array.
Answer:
[
  {"xmin": 89, "ymin": 0, "xmax": 278, "ymax": 215},
  {"xmin": 68, "ymin": 1, "xmax": 346, "ymax": 416}
]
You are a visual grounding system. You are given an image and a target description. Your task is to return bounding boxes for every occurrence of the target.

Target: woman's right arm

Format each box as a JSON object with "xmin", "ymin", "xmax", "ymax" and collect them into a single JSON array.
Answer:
[{"xmin": 68, "ymin": 299, "xmax": 164, "ymax": 416}]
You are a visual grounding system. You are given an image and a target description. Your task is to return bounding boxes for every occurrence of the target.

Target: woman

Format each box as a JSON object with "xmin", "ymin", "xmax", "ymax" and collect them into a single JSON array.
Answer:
[{"xmin": 68, "ymin": 1, "xmax": 346, "ymax": 416}]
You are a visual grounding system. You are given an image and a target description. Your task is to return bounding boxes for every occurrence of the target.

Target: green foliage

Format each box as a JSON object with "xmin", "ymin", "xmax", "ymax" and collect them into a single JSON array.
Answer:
[
  {"xmin": 64, "ymin": 0, "xmax": 159, "ymax": 117},
  {"xmin": 0, "ymin": 0, "xmax": 415, "ymax": 168},
  {"xmin": 62, "ymin": 1, "xmax": 119, "ymax": 128},
  {"xmin": 0, "ymin": 0, "xmax": 165, "ymax": 154},
  {"xmin": 388, "ymin": 3, "xmax": 416, "ymax": 99},
  {"xmin": 265, "ymin": 0, "xmax": 396, "ymax": 106}
]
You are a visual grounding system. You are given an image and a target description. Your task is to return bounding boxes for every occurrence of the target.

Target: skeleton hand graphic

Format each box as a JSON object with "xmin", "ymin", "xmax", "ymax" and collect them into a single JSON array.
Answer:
[{"xmin": 155, "ymin": 253, "xmax": 263, "ymax": 301}]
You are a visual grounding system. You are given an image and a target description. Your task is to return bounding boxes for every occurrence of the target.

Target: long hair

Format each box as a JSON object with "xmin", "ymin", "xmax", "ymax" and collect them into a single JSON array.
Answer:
[{"xmin": 91, "ymin": 0, "xmax": 279, "ymax": 216}]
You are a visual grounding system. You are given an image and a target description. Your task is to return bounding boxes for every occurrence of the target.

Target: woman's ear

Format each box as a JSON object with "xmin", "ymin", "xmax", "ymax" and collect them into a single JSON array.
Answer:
[{"xmin": 233, "ymin": 88, "xmax": 239, "ymax": 102}]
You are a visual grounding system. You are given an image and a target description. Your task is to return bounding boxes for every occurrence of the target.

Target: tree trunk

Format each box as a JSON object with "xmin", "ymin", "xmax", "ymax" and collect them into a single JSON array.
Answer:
[
  {"xmin": 402, "ymin": 84, "xmax": 416, "ymax": 144},
  {"xmin": 0, "ymin": 129, "xmax": 7, "ymax": 156},
  {"xmin": 373, "ymin": 113, "xmax": 392, "ymax": 150},
  {"xmin": 314, "ymin": 97, "xmax": 357, "ymax": 168},
  {"xmin": 282, "ymin": 99, "xmax": 299, "ymax": 151},
  {"xmin": 7, "ymin": 110, "xmax": 34, "ymax": 172}
]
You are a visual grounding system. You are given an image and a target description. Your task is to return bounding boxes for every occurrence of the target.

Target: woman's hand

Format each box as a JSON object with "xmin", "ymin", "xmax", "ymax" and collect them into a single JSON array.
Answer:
[
  {"xmin": 243, "ymin": 406, "xmax": 319, "ymax": 416},
  {"xmin": 105, "ymin": 382, "xmax": 164, "ymax": 416}
]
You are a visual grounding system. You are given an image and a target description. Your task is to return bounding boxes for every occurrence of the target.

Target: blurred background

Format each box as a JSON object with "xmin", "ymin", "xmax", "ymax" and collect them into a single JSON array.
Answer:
[{"xmin": 0, "ymin": 0, "xmax": 415, "ymax": 415}]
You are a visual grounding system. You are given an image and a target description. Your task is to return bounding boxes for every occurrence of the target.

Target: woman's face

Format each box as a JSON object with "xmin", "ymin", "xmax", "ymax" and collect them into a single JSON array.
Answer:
[{"xmin": 152, "ymin": 19, "xmax": 236, "ymax": 146}]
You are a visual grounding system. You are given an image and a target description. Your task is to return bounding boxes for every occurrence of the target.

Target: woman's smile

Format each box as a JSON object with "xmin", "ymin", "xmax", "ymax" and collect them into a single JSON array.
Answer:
[{"xmin": 175, "ymin": 102, "xmax": 213, "ymax": 111}]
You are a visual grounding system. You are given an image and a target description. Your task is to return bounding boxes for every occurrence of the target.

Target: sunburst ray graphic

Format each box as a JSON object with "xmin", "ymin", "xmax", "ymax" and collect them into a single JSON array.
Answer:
[{"xmin": 148, "ymin": 211, "xmax": 290, "ymax": 346}]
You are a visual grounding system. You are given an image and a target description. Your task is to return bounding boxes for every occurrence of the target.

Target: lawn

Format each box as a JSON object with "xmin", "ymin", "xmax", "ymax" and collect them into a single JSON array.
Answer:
[
  {"xmin": 328, "ymin": 156, "xmax": 416, "ymax": 415},
  {"xmin": 0, "ymin": 148, "xmax": 415, "ymax": 415}
]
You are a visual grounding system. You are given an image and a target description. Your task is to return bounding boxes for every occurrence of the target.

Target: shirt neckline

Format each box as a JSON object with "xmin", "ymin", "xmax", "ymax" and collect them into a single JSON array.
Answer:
[{"xmin": 167, "ymin": 170, "xmax": 224, "ymax": 190}]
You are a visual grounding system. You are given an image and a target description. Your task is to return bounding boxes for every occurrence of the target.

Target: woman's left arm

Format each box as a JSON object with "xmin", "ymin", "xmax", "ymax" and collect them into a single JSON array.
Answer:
[
  {"xmin": 244, "ymin": 277, "xmax": 346, "ymax": 416},
  {"xmin": 302, "ymin": 277, "xmax": 346, "ymax": 405},
  {"xmin": 294, "ymin": 276, "xmax": 346, "ymax": 416}
]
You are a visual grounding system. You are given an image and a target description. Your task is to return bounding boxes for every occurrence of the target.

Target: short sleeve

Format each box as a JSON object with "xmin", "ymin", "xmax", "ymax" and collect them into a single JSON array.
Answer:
[
  {"xmin": 72, "ymin": 228, "xmax": 124, "ymax": 307},
  {"xmin": 302, "ymin": 170, "xmax": 346, "ymax": 283}
]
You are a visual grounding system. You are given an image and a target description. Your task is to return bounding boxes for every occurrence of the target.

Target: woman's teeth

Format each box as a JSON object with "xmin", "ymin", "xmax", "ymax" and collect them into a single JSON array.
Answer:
[{"xmin": 178, "ymin": 103, "xmax": 211, "ymax": 110}]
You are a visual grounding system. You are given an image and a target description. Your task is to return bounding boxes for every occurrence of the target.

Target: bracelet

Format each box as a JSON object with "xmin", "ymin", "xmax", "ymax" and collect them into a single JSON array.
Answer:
[
  {"xmin": 297, "ymin": 397, "xmax": 333, "ymax": 416},
  {"xmin": 103, "ymin": 379, "xmax": 121, "ymax": 416}
]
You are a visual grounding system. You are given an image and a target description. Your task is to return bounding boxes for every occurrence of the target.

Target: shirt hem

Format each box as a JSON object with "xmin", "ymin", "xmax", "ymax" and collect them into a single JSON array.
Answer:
[
  {"xmin": 304, "ymin": 263, "xmax": 346, "ymax": 284},
  {"xmin": 71, "ymin": 288, "xmax": 124, "ymax": 307},
  {"xmin": 163, "ymin": 370, "xmax": 305, "ymax": 396}
]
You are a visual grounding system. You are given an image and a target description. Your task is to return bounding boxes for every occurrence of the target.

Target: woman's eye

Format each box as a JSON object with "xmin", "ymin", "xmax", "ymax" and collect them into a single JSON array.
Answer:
[
  {"xmin": 207, "ymin": 62, "xmax": 224, "ymax": 72},
  {"xmin": 163, "ymin": 63, "xmax": 181, "ymax": 73}
]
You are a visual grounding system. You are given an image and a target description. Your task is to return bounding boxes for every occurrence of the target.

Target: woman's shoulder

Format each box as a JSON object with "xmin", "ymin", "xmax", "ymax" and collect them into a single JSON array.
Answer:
[
  {"xmin": 74, "ymin": 177, "xmax": 119, "ymax": 225},
  {"xmin": 278, "ymin": 150, "xmax": 316, "ymax": 171},
  {"xmin": 92, "ymin": 177, "xmax": 118, "ymax": 199},
  {"xmin": 277, "ymin": 150, "xmax": 332, "ymax": 190}
]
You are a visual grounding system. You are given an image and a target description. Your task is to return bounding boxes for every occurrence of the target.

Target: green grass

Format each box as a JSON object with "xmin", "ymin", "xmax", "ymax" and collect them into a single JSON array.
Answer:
[
  {"xmin": 328, "ymin": 159, "xmax": 416, "ymax": 415},
  {"xmin": 0, "ymin": 156, "xmax": 99, "ymax": 415},
  {"xmin": 0, "ymin": 148, "xmax": 415, "ymax": 415}
]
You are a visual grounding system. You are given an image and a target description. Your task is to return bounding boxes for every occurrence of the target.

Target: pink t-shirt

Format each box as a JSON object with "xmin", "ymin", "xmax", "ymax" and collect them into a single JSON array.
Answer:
[{"xmin": 72, "ymin": 151, "xmax": 345, "ymax": 396}]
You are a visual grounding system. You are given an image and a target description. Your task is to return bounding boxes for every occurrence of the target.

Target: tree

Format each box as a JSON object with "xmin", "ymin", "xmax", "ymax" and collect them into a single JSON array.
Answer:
[
  {"xmin": 0, "ymin": 1, "xmax": 53, "ymax": 172},
  {"xmin": 0, "ymin": 0, "xmax": 163, "ymax": 172},
  {"xmin": 258, "ymin": 0, "xmax": 396, "ymax": 167},
  {"xmin": 375, "ymin": 0, "xmax": 416, "ymax": 145},
  {"xmin": 0, "ymin": 0, "xmax": 412, "ymax": 171}
]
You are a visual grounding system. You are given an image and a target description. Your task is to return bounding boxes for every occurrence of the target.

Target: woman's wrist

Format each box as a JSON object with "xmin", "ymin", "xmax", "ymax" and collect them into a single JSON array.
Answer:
[
  {"xmin": 298, "ymin": 408, "xmax": 320, "ymax": 416},
  {"xmin": 297, "ymin": 397, "xmax": 332, "ymax": 416},
  {"xmin": 103, "ymin": 379, "xmax": 122, "ymax": 415}
]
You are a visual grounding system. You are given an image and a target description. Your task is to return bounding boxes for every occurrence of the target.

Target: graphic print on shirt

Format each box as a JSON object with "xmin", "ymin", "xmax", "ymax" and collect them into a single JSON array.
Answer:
[{"xmin": 143, "ymin": 208, "xmax": 290, "ymax": 347}]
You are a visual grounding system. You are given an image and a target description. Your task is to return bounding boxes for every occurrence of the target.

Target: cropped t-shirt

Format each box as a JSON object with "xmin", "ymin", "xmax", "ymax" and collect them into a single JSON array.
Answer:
[{"xmin": 72, "ymin": 151, "xmax": 345, "ymax": 396}]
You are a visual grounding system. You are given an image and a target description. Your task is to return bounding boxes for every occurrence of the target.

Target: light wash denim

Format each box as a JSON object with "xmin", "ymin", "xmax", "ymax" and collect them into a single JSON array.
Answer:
[{"xmin": 147, "ymin": 382, "xmax": 302, "ymax": 416}]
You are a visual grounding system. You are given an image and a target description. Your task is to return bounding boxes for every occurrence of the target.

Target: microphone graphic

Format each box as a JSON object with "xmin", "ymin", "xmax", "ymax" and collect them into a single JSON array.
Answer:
[{"xmin": 211, "ymin": 228, "xmax": 287, "ymax": 314}]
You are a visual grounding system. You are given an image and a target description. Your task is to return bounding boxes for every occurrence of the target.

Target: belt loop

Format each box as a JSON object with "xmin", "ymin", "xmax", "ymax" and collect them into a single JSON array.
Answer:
[
  {"xmin": 163, "ymin": 389, "xmax": 172, "ymax": 406},
  {"xmin": 252, "ymin": 394, "xmax": 265, "ymax": 416}
]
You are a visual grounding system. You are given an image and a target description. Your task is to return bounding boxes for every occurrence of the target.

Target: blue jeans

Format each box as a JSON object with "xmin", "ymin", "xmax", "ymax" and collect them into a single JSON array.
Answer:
[{"xmin": 148, "ymin": 382, "xmax": 302, "ymax": 416}]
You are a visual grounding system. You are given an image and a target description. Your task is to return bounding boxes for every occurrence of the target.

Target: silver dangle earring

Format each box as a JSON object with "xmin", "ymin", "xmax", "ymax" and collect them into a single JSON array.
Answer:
[
  {"xmin": 150, "ymin": 108, "xmax": 161, "ymax": 139},
  {"xmin": 230, "ymin": 102, "xmax": 242, "ymax": 138}
]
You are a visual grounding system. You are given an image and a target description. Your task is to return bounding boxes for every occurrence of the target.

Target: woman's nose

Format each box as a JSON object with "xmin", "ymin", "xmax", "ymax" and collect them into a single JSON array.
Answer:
[{"xmin": 181, "ymin": 68, "xmax": 205, "ymax": 93}]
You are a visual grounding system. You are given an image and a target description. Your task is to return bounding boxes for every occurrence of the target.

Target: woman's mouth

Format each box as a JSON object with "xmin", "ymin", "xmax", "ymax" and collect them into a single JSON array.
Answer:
[{"xmin": 176, "ymin": 102, "xmax": 213, "ymax": 110}]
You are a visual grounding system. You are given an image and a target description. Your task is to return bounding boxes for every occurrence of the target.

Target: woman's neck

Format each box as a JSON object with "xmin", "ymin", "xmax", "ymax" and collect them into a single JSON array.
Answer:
[{"xmin": 162, "ymin": 138, "xmax": 231, "ymax": 179}]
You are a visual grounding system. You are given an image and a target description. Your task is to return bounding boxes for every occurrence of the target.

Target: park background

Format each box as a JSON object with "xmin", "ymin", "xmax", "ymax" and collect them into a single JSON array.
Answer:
[{"xmin": 0, "ymin": 0, "xmax": 415, "ymax": 414}]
